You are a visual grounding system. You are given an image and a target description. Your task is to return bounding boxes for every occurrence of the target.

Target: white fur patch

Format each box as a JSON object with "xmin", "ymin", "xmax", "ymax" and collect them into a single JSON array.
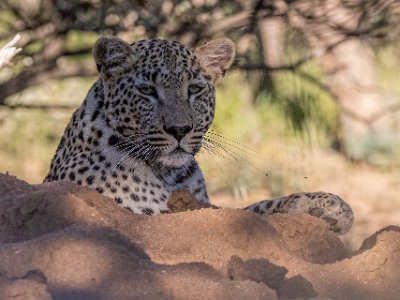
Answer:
[{"xmin": 158, "ymin": 151, "xmax": 193, "ymax": 168}]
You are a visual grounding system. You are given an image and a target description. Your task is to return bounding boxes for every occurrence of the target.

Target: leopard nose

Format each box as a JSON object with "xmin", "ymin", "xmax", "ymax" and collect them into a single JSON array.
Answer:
[{"xmin": 163, "ymin": 124, "xmax": 193, "ymax": 141}]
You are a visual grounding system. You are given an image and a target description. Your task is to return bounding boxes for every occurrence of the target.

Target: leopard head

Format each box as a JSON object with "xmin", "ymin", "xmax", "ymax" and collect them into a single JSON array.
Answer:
[{"xmin": 93, "ymin": 36, "xmax": 235, "ymax": 168}]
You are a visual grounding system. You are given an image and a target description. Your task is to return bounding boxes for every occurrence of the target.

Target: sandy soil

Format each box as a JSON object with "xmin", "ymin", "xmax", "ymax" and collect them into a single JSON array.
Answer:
[{"xmin": 0, "ymin": 172, "xmax": 399, "ymax": 300}]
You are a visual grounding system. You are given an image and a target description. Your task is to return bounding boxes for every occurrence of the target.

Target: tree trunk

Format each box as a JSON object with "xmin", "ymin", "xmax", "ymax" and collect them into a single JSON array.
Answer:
[
  {"xmin": 323, "ymin": 40, "xmax": 394, "ymax": 162},
  {"xmin": 259, "ymin": 17, "xmax": 284, "ymax": 67},
  {"xmin": 289, "ymin": 0, "xmax": 399, "ymax": 163}
]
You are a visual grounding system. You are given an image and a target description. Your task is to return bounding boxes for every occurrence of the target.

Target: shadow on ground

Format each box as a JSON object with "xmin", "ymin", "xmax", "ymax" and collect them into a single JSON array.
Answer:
[{"xmin": 0, "ymin": 173, "xmax": 399, "ymax": 300}]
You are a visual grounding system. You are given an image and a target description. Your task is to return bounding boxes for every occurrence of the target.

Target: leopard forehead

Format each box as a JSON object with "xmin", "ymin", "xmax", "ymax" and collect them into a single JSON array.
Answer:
[{"xmin": 130, "ymin": 39, "xmax": 202, "ymax": 79}]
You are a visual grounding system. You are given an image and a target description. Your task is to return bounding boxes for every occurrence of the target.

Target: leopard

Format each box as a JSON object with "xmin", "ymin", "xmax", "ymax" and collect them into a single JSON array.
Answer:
[{"xmin": 45, "ymin": 36, "xmax": 354, "ymax": 234}]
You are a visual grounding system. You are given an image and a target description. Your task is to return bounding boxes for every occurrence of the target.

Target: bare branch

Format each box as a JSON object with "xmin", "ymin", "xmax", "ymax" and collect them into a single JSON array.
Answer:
[
  {"xmin": 206, "ymin": 11, "xmax": 251, "ymax": 35},
  {"xmin": 0, "ymin": 34, "xmax": 22, "ymax": 69},
  {"xmin": 0, "ymin": 103, "xmax": 77, "ymax": 110},
  {"xmin": 237, "ymin": 36, "xmax": 348, "ymax": 72},
  {"xmin": 0, "ymin": 63, "xmax": 97, "ymax": 104}
]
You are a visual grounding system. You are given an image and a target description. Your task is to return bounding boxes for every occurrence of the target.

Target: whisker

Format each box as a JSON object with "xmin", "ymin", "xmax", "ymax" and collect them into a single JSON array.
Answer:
[
  {"xmin": 112, "ymin": 141, "xmax": 148, "ymax": 171},
  {"xmin": 143, "ymin": 144, "xmax": 155, "ymax": 161},
  {"xmin": 127, "ymin": 143, "xmax": 153, "ymax": 170},
  {"xmin": 201, "ymin": 140, "xmax": 228, "ymax": 159},
  {"xmin": 99, "ymin": 134, "xmax": 146, "ymax": 156},
  {"xmin": 205, "ymin": 131, "xmax": 264, "ymax": 159},
  {"xmin": 199, "ymin": 142, "xmax": 245, "ymax": 178},
  {"xmin": 201, "ymin": 141, "xmax": 244, "ymax": 175},
  {"xmin": 202, "ymin": 136, "xmax": 266, "ymax": 174},
  {"xmin": 198, "ymin": 144, "xmax": 223, "ymax": 165}
]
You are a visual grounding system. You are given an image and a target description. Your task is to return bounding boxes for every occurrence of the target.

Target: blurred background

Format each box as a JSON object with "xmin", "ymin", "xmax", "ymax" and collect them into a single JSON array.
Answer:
[{"xmin": 1, "ymin": 0, "xmax": 400, "ymax": 249}]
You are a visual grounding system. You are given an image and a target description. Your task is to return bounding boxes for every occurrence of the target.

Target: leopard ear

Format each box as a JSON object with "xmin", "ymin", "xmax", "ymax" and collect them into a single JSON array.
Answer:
[
  {"xmin": 93, "ymin": 37, "xmax": 135, "ymax": 81},
  {"xmin": 195, "ymin": 38, "xmax": 235, "ymax": 84}
]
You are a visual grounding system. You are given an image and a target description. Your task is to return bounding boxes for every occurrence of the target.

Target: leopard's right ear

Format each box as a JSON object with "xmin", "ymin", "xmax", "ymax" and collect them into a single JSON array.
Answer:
[{"xmin": 93, "ymin": 37, "xmax": 135, "ymax": 81}]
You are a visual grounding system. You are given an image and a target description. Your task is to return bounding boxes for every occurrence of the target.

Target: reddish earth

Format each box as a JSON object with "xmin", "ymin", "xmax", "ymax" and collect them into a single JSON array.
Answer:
[{"xmin": 0, "ymin": 173, "xmax": 399, "ymax": 299}]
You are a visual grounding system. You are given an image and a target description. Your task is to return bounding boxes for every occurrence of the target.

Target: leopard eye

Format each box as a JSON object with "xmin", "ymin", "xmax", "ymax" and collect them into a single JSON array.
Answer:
[
  {"xmin": 188, "ymin": 85, "xmax": 203, "ymax": 95},
  {"xmin": 137, "ymin": 85, "xmax": 157, "ymax": 97}
]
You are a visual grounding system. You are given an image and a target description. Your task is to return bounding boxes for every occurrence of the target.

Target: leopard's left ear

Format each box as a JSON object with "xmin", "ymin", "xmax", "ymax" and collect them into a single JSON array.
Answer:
[{"xmin": 195, "ymin": 38, "xmax": 235, "ymax": 84}]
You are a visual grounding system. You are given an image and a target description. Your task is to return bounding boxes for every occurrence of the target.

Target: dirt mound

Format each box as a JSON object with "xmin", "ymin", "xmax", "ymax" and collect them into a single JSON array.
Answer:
[{"xmin": 0, "ymin": 173, "xmax": 399, "ymax": 299}]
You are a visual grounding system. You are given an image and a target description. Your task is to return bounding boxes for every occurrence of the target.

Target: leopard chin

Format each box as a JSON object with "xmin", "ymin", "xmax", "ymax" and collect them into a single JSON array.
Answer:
[{"xmin": 158, "ymin": 150, "xmax": 193, "ymax": 168}]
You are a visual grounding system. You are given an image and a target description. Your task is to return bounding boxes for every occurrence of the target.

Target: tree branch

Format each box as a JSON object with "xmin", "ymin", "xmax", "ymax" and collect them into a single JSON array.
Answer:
[
  {"xmin": 0, "ymin": 63, "xmax": 97, "ymax": 104},
  {"xmin": 0, "ymin": 103, "xmax": 77, "ymax": 110},
  {"xmin": 0, "ymin": 34, "xmax": 22, "ymax": 69},
  {"xmin": 237, "ymin": 36, "xmax": 348, "ymax": 72}
]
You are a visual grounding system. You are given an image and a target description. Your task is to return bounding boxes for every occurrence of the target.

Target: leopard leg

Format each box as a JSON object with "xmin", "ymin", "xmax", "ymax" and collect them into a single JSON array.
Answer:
[{"xmin": 244, "ymin": 192, "xmax": 354, "ymax": 235}]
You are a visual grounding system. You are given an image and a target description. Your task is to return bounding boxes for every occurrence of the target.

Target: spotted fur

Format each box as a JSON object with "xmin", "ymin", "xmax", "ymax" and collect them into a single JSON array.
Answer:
[{"xmin": 45, "ymin": 37, "xmax": 354, "ymax": 234}]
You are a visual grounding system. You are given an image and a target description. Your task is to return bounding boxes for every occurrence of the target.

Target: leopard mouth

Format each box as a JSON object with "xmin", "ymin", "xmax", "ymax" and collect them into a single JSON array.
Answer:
[
  {"xmin": 170, "ymin": 145, "xmax": 189, "ymax": 155},
  {"xmin": 167, "ymin": 146, "xmax": 193, "ymax": 161}
]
